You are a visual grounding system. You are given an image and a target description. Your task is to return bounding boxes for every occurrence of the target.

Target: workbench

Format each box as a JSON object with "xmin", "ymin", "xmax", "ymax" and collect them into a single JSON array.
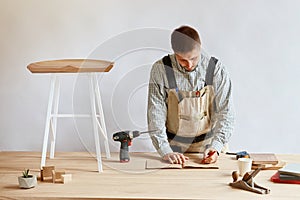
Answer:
[{"xmin": 0, "ymin": 152, "xmax": 300, "ymax": 199}]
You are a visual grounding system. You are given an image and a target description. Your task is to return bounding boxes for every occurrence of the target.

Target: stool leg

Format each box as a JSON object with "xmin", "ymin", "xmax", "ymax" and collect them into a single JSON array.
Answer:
[
  {"xmin": 50, "ymin": 76, "xmax": 60, "ymax": 159},
  {"xmin": 41, "ymin": 74, "xmax": 56, "ymax": 168},
  {"xmin": 93, "ymin": 73, "xmax": 111, "ymax": 159},
  {"xmin": 89, "ymin": 74, "xmax": 103, "ymax": 172}
]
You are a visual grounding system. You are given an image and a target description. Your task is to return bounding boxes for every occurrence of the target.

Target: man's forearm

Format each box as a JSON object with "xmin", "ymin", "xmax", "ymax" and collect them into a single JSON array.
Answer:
[{"xmin": 149, "ymin": 129, "xmax": 173, "ymax": 157}]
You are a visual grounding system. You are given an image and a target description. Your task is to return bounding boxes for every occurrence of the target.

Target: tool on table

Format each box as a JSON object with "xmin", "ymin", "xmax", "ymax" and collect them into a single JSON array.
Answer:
[
  {"xmin": 112, "ymin": 130, "xmax": 158, "ymax": 163},
  {"xmin": 229, "ymin": 168, "xmax": 270, "ymax": 194},
  {"xmin": 226, "ymin": 151, "xmax": 250, "ymax": 159}
]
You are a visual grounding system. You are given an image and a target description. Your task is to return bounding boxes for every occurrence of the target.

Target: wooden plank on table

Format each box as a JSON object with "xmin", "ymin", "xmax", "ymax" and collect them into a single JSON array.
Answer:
[
  {"xmin": 252, "ymin": 160, "xmax": 286, "ymax": 170},
  {"xmin": 145, "ymin": 159, "xmax": 219, "ymax": 169},
  {"xmin": 27, "ymin": 59, "xmax": 114, "ymax": 73},
  {"xmin": 146, "ymin": 159, "xmax": 182, "ymax": 169},
  {"xmin": 249, "ymin": 153, "xmax": 279, "ymax": 165}
]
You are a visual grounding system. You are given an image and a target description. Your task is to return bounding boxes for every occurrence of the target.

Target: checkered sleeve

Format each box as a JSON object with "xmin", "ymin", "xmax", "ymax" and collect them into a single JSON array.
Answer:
[
  {"xmin": 147, "ymin": 61, "xmax": 173, "ymax": 157},
  {"xmin": 209, "ymin": 60, "xmax": 235, "ymax": 153}
]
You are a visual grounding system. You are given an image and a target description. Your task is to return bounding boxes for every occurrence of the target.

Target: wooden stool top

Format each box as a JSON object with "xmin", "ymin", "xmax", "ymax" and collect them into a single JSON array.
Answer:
[{"xmin": 27, "ymin": 59, "xmax": 114, "ymax": 73}]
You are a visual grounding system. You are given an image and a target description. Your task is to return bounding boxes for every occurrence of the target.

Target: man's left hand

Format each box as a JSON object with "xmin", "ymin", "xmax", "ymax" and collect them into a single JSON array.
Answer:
[{"xmin": 201, "ymin": 148, "xmax": 218, "ymax": 164}]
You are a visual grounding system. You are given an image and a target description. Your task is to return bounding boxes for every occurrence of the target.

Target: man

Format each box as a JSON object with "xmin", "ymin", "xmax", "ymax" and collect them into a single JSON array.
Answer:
[{"xmin": 147, "ymin": 25, "xmax": 234, "ymax": 164}]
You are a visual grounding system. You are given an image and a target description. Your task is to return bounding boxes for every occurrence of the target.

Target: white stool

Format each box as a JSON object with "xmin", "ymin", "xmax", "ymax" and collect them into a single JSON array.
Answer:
[{"xmin": 27, "ymin": 59, "xmax": 113, "ymax": 172}]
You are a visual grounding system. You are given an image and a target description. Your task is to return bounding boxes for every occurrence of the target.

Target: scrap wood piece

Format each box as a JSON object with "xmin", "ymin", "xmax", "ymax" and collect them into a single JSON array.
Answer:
[
  {"xmin": 41, "ymin": 166, "xmax": 55, "ymax": 181},
  {"xmin": 61, "ymin": 174, "xmax": 72, "ymax": 184},
  {"xmin": 249, "ymin": 153, "xmax": 278, "ymax": 165},
  {"xmin": 52, "ymin": 170, "xmax": 66, "ymax": 183},
  {"xmin": 252, "ymin": 160, "xmax": 286, "ymax": 170}
]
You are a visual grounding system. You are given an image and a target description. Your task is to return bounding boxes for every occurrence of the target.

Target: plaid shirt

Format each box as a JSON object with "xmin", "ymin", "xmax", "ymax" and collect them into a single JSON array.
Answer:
[{"xmin": 147, "ymin": 53, "xmax": 235, "ymax": 157}]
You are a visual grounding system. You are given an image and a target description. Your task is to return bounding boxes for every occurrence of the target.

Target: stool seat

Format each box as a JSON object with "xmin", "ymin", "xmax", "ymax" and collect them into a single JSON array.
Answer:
[
  {"xmin": 27, "ymin": 59, "xmax": 113, "ymax": 172},
  {"xmin": 27, "ymin": 59, "xmax": 113, "ymax": 73}
]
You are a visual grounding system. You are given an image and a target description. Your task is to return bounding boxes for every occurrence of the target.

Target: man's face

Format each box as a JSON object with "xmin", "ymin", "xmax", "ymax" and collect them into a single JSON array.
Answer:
[{"xmin": 175, "ymin": 47, "xmax": 201, "ymax": 72}]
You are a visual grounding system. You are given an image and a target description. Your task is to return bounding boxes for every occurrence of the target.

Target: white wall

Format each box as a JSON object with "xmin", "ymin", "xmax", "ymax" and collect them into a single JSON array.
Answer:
[{"xmin": 1, "ymin": 0, "xmax": 300, "ymax": 154}]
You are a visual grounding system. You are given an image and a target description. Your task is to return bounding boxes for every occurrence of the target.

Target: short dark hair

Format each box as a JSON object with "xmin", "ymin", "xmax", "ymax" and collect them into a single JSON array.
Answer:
[{"xmin": 171, "ymin": 25, "xmax": 201, "ymax": 53}]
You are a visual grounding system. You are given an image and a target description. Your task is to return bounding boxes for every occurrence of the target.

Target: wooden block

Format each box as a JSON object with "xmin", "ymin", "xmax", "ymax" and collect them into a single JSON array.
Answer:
[
  {"xmin": 52, "ymin": 170, "xmax": 56, "ymax": 183},
  {"xmin": 252, "ymin": 161, "xmax": 286, "ymax": 170},
  {"xmin": 249, "ymin": 153, "xmax": 278, "ymax": 165},
  {"xmin": 61, "ymin": 174, "xmax": 72, "ymax": 184},
  {"xmin": 40, "ymin": 169, "xmax": 43, "ymax": 181},
  {"xmin": 42, "ymin": 166, "xmax": 55, "ymax": 177},
  {"xmin": 52, "ymin": 170, "xmax": 66, "ymax": 183},
  {"xmin": 41, "ymin": 166, "xmax": 55, "ymax": 181}
]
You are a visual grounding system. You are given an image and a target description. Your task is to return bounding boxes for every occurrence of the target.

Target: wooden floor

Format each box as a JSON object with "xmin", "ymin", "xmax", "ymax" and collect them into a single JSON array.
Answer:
[{"xmin": 1, "ymin": 151, "xmax": 300, "ymax": 199}]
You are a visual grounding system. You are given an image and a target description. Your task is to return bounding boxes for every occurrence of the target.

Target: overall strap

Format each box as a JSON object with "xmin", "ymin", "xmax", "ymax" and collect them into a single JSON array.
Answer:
[
  {"xmin": 162, "ymin": 55, "xmax": 183, "ymax": 101},
  {"xmin": 205, "ymin": 57, "xmax": 218, "ymax": 86},
  {"xmin": 162, "ymin": 55, "xmax": 177, "ymax": 89}
]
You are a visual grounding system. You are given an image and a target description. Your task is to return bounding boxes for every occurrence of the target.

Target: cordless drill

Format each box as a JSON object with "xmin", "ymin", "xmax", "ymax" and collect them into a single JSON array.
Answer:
[{"xmin": 112, "ymin": 130, "xmax": 157, "ymax": 162}]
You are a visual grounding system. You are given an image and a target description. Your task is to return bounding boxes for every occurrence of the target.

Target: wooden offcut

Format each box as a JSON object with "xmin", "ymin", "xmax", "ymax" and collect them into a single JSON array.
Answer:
[
  {"xmin": 61, "ymin": 174, "xmax": 72, "ymax": 184},
  {"xmin": 40, "ymin": 166, "xmax": 55, "ymax": 181},
  {"xmin": 52, "ymin": 170, "xmax": 66, "ymax": 183},
  {"xmin": 249, "ymin": 153, "xmax": 279, "ymax": 165}
]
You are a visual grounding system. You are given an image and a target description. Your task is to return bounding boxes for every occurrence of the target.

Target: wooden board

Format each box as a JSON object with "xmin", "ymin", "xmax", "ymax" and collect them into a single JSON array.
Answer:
[
  {"xmin": 27, "ymin": 59, "xmax": 114, "ymax": 73},
  {"xmin": 249, "ymin": 153, "xmax": 278, "ymax": 165},
  {"xmin": 145, "ymin": 159, "xmax": 219, "ymax": 169},
  {"xmin": 252, "ymin": 161, "xmax": 286, "ymax": 170}
]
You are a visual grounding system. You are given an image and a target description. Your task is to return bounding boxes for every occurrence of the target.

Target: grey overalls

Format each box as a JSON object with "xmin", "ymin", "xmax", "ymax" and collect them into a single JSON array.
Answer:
[{"xmin": 163, "ymin": 55, "xmax": 218, "ymax": 153}]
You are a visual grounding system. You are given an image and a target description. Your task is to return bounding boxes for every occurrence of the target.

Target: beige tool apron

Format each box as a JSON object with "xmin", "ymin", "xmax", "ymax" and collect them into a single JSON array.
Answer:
[{"xmin": 166, "ymin": 85, "xmax": 215, "ymax": 153}]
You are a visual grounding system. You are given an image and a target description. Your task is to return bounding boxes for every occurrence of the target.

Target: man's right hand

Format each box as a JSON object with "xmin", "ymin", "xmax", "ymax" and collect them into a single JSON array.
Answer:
[{"xmin": 163, "ymin": 152, "xmax": 189, "ymax": 164}]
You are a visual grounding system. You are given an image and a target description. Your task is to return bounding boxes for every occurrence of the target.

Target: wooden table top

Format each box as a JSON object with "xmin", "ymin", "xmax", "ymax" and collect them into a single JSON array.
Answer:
[
  {"xmin": 1, "ymin": 152, "xmax": 300, "ymax": 199},
  {"xmin": 27, "ymin": 59, "xmax": 114, "ymax": 73}
]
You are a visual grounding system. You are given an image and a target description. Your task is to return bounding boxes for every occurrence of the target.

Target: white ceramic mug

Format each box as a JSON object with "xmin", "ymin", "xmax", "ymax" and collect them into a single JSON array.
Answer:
[{"xmin": 238, "ymin": 158, "xmax": 252, "ymax": 176}]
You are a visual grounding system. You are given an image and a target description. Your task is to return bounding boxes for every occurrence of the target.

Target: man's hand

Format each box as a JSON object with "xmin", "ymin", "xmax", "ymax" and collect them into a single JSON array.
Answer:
[
  {"xmin": 201, "ymin": 148, "xmax": 218, "ymax": 164},
  {"xmin": 163, "ymin": 152, "xmax": 189, "ymax": 164}
]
